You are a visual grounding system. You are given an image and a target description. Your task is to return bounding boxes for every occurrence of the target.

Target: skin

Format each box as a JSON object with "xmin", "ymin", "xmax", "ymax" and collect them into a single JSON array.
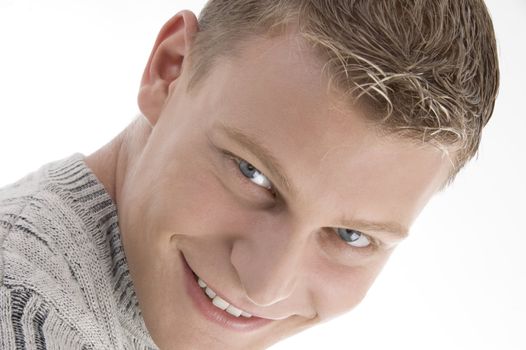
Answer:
[{"xmin": 85, "ymin": 10, "xmax": 453, "ymax": 350}]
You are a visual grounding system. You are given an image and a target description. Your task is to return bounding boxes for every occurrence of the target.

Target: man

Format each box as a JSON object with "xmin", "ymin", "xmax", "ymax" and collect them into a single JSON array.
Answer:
[{"xmin": 0, "ymin": 0, "xmax": 499, "ymax": 349}]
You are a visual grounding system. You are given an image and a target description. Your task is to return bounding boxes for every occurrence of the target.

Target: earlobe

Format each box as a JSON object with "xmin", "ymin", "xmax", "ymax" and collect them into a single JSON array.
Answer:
[{"xmin": 137, "ymin": 10, "xmax": 199, "ymax": 126}]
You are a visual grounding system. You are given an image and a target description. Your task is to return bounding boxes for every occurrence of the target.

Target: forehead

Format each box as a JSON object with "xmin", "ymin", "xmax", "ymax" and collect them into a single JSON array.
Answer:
[{"xmin": 189, "ymin": 31, "xmax": 452, "ymax": 229}]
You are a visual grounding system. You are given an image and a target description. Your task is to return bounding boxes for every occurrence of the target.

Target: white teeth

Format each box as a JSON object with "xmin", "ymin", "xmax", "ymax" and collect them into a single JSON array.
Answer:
[
  {"xmin": 225, "ymin": 305, "xmax": 243, "ymax": 317},
  {"xmin": 212, "ymin": 295, "xmax": 229, "ymax": 310},
  {"xmin": 198, "ymin": 278, "xmax": 207, "ymax": 288},
  {"xmin": 196, "ymin": 274, "xmax": 253, "ymax": 318},
  {"xmin": 205, "ymin": 287, "xmax": 216, "ymax": 299}
]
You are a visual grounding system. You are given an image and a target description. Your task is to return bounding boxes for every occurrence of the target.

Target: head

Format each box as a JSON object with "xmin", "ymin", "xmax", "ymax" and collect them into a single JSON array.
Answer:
[{"xmin": 117, "ymin": 0, "xmax": 499, "ymax": 348}]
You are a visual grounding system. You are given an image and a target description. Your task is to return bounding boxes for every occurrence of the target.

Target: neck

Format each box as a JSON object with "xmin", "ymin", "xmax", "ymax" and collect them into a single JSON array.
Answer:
[{"xmin": 84, "ymin": 115, "xmax": 152, "ymax": 207}]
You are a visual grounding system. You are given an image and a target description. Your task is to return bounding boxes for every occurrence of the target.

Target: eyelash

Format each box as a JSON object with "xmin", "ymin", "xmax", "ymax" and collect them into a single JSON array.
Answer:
[
  {"xmin": 222, "ymin": 150, "xmax": 380, "ymax": 252},
  {"xmin": 329, "ymin": 228, "xmax": 380, "ymax": 255},
  {"xmin": 222, "ymin": 150, "xmax": 278, "ymax": 198}
]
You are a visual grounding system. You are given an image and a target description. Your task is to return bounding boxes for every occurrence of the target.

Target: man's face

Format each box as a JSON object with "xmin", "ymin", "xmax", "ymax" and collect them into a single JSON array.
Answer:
[{"xmin": 118, "ymin": 26, "xmax": 452, "ymax": 349}]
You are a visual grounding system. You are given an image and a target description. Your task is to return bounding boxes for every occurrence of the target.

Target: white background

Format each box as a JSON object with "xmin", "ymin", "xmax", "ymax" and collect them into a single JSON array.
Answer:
[{"xmin": 0, "ymin": 1, "xmax": 524, "ymax": 349}]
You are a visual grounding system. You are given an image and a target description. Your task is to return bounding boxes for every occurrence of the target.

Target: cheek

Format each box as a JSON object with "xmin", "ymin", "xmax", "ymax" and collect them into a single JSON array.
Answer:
[
  {"xmin": 312, "ymin": 256, "xmax": 391, "ymax": 319},
  {"xmin": 152, "ymin": 159, "xmax": 250, "ymax": 238}
]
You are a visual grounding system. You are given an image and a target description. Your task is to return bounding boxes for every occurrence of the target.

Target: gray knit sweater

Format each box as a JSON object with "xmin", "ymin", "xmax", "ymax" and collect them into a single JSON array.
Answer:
[{"xmin": 0, "ymin": 153, "xmax": 159, "ymax": 349}]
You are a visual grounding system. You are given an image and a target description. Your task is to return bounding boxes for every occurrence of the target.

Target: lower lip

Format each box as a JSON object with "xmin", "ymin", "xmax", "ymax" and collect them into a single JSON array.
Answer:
[{"xmin": 180, "ymin": 252, "xmax": 273, "ymax": 332}]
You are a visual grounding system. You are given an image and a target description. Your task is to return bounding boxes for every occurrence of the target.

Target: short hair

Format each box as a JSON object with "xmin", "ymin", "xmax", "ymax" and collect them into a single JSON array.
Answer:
[{"xmin": 184, "ymin": 0, "xmax": 500, "ymax": 190}]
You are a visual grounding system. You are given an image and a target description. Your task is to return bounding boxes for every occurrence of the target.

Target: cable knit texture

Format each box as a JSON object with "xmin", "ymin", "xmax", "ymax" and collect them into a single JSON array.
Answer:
[{"xmin": 0, "ymin": 153, "xmax": 159, "ymax": 349}]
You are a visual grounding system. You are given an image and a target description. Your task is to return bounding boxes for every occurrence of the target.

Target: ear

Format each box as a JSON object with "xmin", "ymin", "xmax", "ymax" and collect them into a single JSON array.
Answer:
[{"xmin": 137, "ymin": 10, "xmax": 199, "ymax": 126}]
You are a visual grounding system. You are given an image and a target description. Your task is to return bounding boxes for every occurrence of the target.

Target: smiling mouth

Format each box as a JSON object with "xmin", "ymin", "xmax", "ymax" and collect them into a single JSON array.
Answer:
[
  {"xmin": 190, "ymin": 271, "xmax": 254, "ymax": 318},
  {"xmin": 181, "ymin": 252, "xmax": 274, "ymax": 331}
]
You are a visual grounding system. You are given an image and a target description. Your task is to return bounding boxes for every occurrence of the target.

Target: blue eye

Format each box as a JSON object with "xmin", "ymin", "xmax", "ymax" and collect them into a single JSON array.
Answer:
[
  {"xmin": 335, "ymin": 228, "xmax": 371, "ymax": 248},
  {"xmin": 238, "ymin": 159, "xmax": 273, "ymax": 190}
]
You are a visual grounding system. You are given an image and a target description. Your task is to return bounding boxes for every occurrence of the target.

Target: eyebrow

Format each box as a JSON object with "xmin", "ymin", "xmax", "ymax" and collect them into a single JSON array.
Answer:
[
  {"xmin": 216, "ymin": 122, "xmax": 409, "ymax": 240},
  {"xmin": 216, "ymin": 122, "xmax": 299, "ymax": 197}
]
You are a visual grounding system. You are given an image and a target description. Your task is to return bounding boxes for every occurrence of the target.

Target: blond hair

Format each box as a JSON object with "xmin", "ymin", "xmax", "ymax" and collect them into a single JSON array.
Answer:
[{"xmin": 185, "ymin": 0, "xmax": 499, "ymax": 189}]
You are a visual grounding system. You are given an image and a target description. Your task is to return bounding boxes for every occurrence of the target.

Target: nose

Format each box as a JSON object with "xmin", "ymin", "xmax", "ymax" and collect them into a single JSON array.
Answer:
[{"xmin": 230, "ymin": 218, "xmax": 307, "ymax": 307}]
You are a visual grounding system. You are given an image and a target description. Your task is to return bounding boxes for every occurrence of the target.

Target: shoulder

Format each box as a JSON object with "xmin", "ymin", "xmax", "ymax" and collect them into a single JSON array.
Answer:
[
  {"xmin": 0, "ymin": 159, "xmax": 80, "ymax": 288},
  {"xmin": 0, "ymin": 154, "xmax": 98, "ymax": 309},
  {"xmin": 0, "ymin": 157, "xmax": 109, "ymax": 349},
  {"xmin": 0, "ymin": 154, "xmax": 147, "ymax": 350}
]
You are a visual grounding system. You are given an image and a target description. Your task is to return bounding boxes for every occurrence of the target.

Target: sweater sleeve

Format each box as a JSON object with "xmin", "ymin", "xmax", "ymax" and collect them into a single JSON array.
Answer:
[
  {"xmin": 0, "ymin": 192, "xmax": 97, "ymax": 350},
  {"xmin": 0, "ymin": 285, "xmax": 98, "ymax": 350},
  {"xmin": 0, "ymin": 215, "xmax": 6, "ymax": 287},
  {"xmin": 0, "ymin": 203, "xmax": 97, "ymax": 350},
  {"xmin": 0, "ymin": 190, "xmax": 17, "ymax": 287}
]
